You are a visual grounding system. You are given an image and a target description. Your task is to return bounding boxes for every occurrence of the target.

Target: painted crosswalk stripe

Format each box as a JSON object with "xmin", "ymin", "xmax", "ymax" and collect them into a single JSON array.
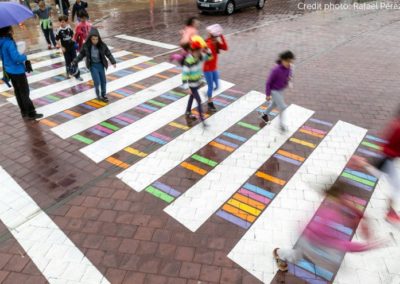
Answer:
[
  {"xmin": 51, "ymin": 75, "xmax": 182, "ymax": 138},
  {"xmin": 0, "ymin": 49, "xmax": 59, "ymax": 68},
  {"xmin": 163, "ymin": 104, "xmax": 313, "ymax": 232},
  {"xmin": 8, "ymin": 53, "xmax": 143, "ymax": 105},
  {"xmin": 35, "ymin": 62, "xmax": 174, "ymax": 119},
  {"xmin": 227, "ymin": 121, "xmax": 367, "ymax": 284},
  {"xmin": 80, "ymin": 81, "xmax": 234, "ymax": 163},
  {"xmin": 116, "ymin": 90, "xmax": 263, "ymax": 192},
  {"xmin": 116, "ymin": 34, "xmax": 178, "ymax": 49},
  {"xmin": 0, "ymin": 166, "xmax": 109, "ymax": 284}
]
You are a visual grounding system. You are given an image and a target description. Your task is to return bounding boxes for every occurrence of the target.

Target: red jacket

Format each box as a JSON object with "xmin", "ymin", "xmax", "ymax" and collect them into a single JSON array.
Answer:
[
  {"xmin": 203, "ymin": 35, "xmax": 228, "ymax": 72},
  {"xmin": 383, "ymin": 118, "xmax": 400, "ymax": 158}
]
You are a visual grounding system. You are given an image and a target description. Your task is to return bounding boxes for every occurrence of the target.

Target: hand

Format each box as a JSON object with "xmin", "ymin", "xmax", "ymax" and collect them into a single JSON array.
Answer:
[
  {"xmin": 61, "ymin": 47, "xmax": 66, "ymax": 53},
  {"xmin": 266, "ymin": 96, "xmax": 271, "ymax": 101}
]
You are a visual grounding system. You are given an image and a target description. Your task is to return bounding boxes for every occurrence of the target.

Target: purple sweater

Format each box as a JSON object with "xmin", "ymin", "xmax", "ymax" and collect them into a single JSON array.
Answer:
[{"xmin": 265, "ymin": 64, "xmax": 291, "ymax": 97}]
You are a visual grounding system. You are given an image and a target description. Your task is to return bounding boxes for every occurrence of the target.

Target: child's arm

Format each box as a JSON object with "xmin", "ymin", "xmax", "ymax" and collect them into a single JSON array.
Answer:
[
  {"xmin": 83, "ymin": 1, "xmax": 88, "ymax": 8},
  {"xmin": 218, "ymin": 35, "xmax": 228, "ymax": 51},
  {"xmin": 181, "ymin": 60, "xmax": 191, "ymax": 89},
  {"xmin": 265, "ymin": 69, "xmax": 277, "ymax": 98},
  {"xmin": 72, "ymin": 47, "xmax": 86, "ymax": 65},
  {"xmin": 104, "ymin": 45, "xmax": 116, "ymax": 67}
]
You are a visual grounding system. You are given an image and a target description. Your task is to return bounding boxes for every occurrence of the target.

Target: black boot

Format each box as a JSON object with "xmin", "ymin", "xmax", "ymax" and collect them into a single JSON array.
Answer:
[
  {"xmin": 27, "ymin": 113, "xmax": 44, "ymax": 120},
  {"xmin": 208, "ymin": 102, "xmax": 217, "ymax": 112}
]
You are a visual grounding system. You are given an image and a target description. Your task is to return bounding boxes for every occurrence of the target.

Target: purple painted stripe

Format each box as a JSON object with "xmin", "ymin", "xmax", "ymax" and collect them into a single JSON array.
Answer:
[
  {"xmin": 213, "ymin": 98, "xmax": 230, "ymax": 105},
  {"xmin": 34, "ymin": 99, "xmax": 48, "ymax": 105},
  {"xmin": 88, "ymin": 128, "xmax": 107, "ymax": 137},
  {"xmin": 58, "ymin": 91, "xmax": 71, "ymax": 97},
  {"xmin": 288, "ymin": 263, "xmax": 327, "ymax": 283},
  {"xmin": 225, "ymin": 88, "xmax": 245, "ymax": 94},
  {"xmin": 115, "ymin": 115, "xmax": 135, "ymax": 123},
  {"xmin": 302, "ymin": 125, "xmax": 326, "ymax": 135},
  {"xmin": 274, "ymin": 154, "xmax": 302, "ymax": 166},
  {"xmin": 120, "ymin": 113, "xmax": 140, "ymax": 120},
  {"xmin": 216, "ymin": 210, "xmax": 251, "ymax": 229},
  {"xmin": 339, "ymin": 177, "xmax": 373, "ymax": 191},
  {"xmin": 152, "ymin": 132, "xmax": 172, "ymax": 142},
  {"xmin": 94, "ymin": 125, "xmax": 113, "ymax": 134},
  {"xmin": 357, "ymin": 148, "xmax": 384, "ymax": 158},
  {"xmin": 41, "ymin": 97, "xmax": 54, "ymax": 103},
  {"xmin": 58, "ymin": 112, "xmax": 75, "ymax": 120},
  {"xmin": 238, "ymin": 188, "xmax": 271, "ymax": 205},
  {"xmin": 135, "ymin": 106, "xmax": 153, "ymax": 113},
  {"xmin": 152, "ymin": 181, "xmax": 181, "ymax": 197},
  {"xmin": 343, "ymin": 194, "xmax": 367, "ymax": 206},
  {"xmin": 109, "ymin": 117, "xmax": 129, "ymax": 126},
  {"xmin": 214, "ymin": 138, "xmax": 238, "ymax": 149},
  {"xmin": 309, "ymin": 118, "xmax": 333, "ymax": 127},
  {"xmin": 80, "ymin": 104, "xmax": 96, "ymax": 110}
]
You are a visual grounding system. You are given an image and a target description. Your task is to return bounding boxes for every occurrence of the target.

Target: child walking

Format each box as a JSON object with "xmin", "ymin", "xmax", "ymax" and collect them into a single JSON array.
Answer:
[
  {"xmin": 73, "ymin": 10, "xmax": 91, "ymax": 51},
  {"xmin": 260, "ymin": 51, "xmax": 295, "ymax": 132},
  {"xmin": 182, "ymin": 38, "xmax": 210, "ymax": 125},
  {"xmin": 204, "ymin": 24, "xmax": 228, "ymax": 112},
  {"xmin": 55, "ymin": 15, "xmax": 82, "ymax": 80},
  {"xmin": 180, "ymin": 17, "xmax": 200, "ymax": 49},
  {"xmin": 72, "ymin": 0, "xmax": 88, "ymax": 22},
  {"xmin": 72, "ymin": 28, "xmax": 116, "ymax": 102},
  {"xmin": 33, "ymin": 0, "xmax": 57, "ymax": 49}
]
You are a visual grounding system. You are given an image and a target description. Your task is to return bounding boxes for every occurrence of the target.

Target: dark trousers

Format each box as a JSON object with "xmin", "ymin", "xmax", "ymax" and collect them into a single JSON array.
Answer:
[
  {"xmin": 63, "ymin": 46, "xmax": 80, "ymax": 78},
  {"xmin": 41, "ymin": 27, "xmax": 56, "ymax": 46},
  {"xmin": 90, "ymin": 63, "xmax": 107, "ymax": 97},
  {"xmin": 186, "ymin": 87, "xmax": 204, "ymax": 120},
  {"xmin": 9, "ymin": 73, "xmax": 36, "ymax": 117}
]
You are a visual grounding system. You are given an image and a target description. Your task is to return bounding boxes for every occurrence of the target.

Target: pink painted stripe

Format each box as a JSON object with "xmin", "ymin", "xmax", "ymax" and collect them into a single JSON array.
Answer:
[
  {"xmin": 213, "ymin": 98, "xmax": 230, "ymax": 105},
  {"xmin": 94, "ymin": 125, "xmax": 113, "ymax": 134},
  {"xmin": 152, "ymin": 132, "xmax": 172, "ymax": 141},
  {"xmin": 135, "ymin": 106, "xmax": 153, "ymax": 113},
  {"xmin": 34, "ymin": 98, "xmax": 48, "ymax": 105},
  {"xmin": 226, "ymin": 88, "xmax": 245, "ymax": 94},
  {"xmin": 302, "ymin": 125, "xmax": 326, "ymax": 135},
  {"xmin": 115, "ymin": 115, "xmax": 135, "ymax": 123},
  {"xmin": 239, "ymin": 188, "xmax": 271, "ymax": 205},
  {"xmin": 343, "ymin": 194, "xmax": 367, "ymax": 206},
  {"xmin": 58, "ymin": 91, "xmax": 71, "ymax": 97}
]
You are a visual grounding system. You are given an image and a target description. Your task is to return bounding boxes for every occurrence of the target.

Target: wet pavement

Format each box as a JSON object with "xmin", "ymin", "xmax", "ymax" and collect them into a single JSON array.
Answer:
[{"xmin": 1, "ymin": 0, "xmax": 400, "ymax": 283}]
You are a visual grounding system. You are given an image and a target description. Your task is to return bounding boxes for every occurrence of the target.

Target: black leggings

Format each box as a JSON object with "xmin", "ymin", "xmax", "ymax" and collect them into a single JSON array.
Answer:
[
  {"xmin": 9, "ymin": 73, "xmax": 36, "ymax": 117},
  {"xmin": 186, "ymin": 87, "xmax": 204, "ymax": 120},
  {"xmin": 63, "ymin": 47, "xmax": 80, "ymax": 78},
  {"xmin": 41, "ymin": 26, "xmax": 56, "ymax": 46}
]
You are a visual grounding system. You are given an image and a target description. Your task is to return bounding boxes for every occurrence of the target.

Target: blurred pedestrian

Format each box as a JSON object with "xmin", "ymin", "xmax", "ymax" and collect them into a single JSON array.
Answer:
[
  {"xmin": 204, "ymin": 24, "xmax": 228, "ymax": 112},
  {"xmin": 55, "ymin": 15, "xmax": 82, "ymax": 80},
  {"xmin": 259, "ymin": 51, "xmax": 295, "ymax": 132},
  {"xmin": 0, "ymin": 26, "xmax": 43, "ymax": 120},
  {"xmin": 72, "ymin": 0, "xmax": 88, "ymax": 22},
  {"xmin": 54, "ymin": 0, "xmax": 70, "ymax": 16},
  {"xmin": 180, "ymin": 17, "xmax": 200, "ymax": 49},
  {"xmin": 33, "ymin": 0, "xmax": 57, "ymax": 49},
  {"xmin": 73, "ymin": 10, "xmax": 91, "ymax": 51},
  {"xmin": 72, "ymin": 28, "xmax": 116, "ymax": 102}
]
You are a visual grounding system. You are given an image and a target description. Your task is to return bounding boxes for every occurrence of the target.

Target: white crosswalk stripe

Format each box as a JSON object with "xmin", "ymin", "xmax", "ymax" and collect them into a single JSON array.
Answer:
[
  {"xmin": 116, "ymin": 34, "xmax": 178, "ymax": 49},
  {"xmin": 227, "ymin": 121, "xmax": 367, "ymax": 283},
  {"xmin": 80, "ymin": 81, "xmax": 234, "ymax": 163},
  {"xmin": 35, "ymin": 62, "xmax": 174, "ymax": 118},
  {"xmin": 0, "ymin": 49, "xmax": 59, "ymax": 68},
  {"xmin": 0, "ymin": 166, "xmax": 109, "ymax": 284}
]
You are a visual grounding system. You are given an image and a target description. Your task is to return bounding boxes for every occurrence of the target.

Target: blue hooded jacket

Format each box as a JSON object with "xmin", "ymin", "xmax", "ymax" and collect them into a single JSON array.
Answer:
[{"xmin": 0, "ymin": 37, "xmax": 27, "ymax": 75}]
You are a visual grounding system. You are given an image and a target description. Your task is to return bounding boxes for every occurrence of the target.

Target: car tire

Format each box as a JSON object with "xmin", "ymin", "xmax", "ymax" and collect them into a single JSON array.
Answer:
[
  {"xmin": 225, "ymin": 1, "xmax": 235, "ymax": 15},
  {"xmin": 256, "ymin": 0, "xmax": 265, "ymax": 9}
]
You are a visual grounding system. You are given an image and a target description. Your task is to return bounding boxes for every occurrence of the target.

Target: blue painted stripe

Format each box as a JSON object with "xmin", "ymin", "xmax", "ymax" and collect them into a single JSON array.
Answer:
[
  {"xmin": 216, "ymin": 210, "xmax": 251, "ymax": 229},
  {"xmin": 344, "ymin": 168, "xmax": 377, "ymax": 182},
  {"xmin": 214, "ymin": 138, "xmax": 238, "ymax": 149},
  {"xmin": 145, "ymin": 135, "xmax": 167, "ymax": 145},
  {"xmin": 218, "ymin": 94, "xmax": 236, "ymax": 100},
  {"xmin": 114, "ymin": 89, "xmax": 133, "ymax": 97},
  {"xmin": 160, "ymin": 94, "xmax": 179, "ymax": 101},
  {"xmin": 153, "ymin": 181, "xmax": 181, "ymax": 197},
  {"xmin": 88, "ymin": 128, "xmax": 107, "ymax": 137},
  {"xmin": 340, "ymin": 177, "xmax": 373, "ymax": 191},
  {"xmin": 366, "ymin": 135, "xmax": 387, "ymax": 144},
  {"xmin": 274, "ymin": 154, "xmax": 302, "ymax": 166},
  {"xmin": 243, "ymin": 183, "xmax": 275, "ymax": 199},
  {"xmin": 309, "ymin": 118, "xmax": 333, "ymax": 126},
  {"xmin": 297, "ymin": 259, "xmax": 334, "ymax": 281},
  {"xmin": 288, "ymin": 263, "xmax": 326, "ymax": 283},
  {"xmin": 58, "ymin": 112, "xmax": 75, "ymax": 120},
  {"xmin": 109, "ymin": 117, "xmax": 129, "ymax": 126},
  {"xmin": 212, "ymin": 100, "xmax": 226, "ymax": 107},
  {"xmin": 314, "ymin": 216, "xmax": 353, "ymax": 235},
  {"xmin": 140, "ymin": 103, "xmax": 158, "ymax": 111},
  {"xmin": 357, "ymin": 148, "xmax": 384, "ymax": 158},
  {"xmin": 222, "ymin": 132, "xmax": 247, "ymax": 142}
]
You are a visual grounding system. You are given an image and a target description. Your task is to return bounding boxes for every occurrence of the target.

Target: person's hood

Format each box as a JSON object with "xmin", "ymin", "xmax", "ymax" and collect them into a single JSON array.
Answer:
[{"xmin": 88, "ymin": 27, "xmax": 101, "ymax": 40}]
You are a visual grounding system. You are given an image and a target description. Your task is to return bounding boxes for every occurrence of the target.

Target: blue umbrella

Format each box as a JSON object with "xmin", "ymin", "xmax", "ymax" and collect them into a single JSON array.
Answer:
[{"xmin": 0, "ymin": 2, "xmax": 34, "ymax": 29}]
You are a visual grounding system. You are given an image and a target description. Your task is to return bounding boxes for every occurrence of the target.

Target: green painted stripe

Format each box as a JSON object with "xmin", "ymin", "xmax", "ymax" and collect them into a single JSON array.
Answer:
[
  {"xmin": 361, "ymin": 141, "xmax": 381, "ymax": 150},
  {"xmin": 169, "ymin": 91, "xmax": 186, "ymax": 97},
  {"xmin": 47, "ymin": 95, "xmax": 60, "ymax": 101},
  {"xmin": 341, "ymin": 172, "xmax": 375, "ymax": 187},
  {"xmin": 146, "ymin": 186, "xmax": 174, "ymax": 203},
  {"xmin": 100, "ymin": 122, "xmax": 120, "ymax": 131},
  {"xmin": 72, "ymin": 134, "xmax": 93, "ymax": 144},
  {"xmin": 238, "ymin": 122, "xmax": 260, "ymax": 131},
  {"xmin": 148, "ymin": 99, "xmax": 167, "ymax": 107},
  {"xmin": 192, "ymin": 154, "xmax": 218, "ymax": 167}
]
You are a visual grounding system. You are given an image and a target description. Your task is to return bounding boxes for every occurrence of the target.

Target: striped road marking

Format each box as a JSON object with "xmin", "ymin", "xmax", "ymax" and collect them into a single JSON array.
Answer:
[{"xmin": 116, "ymin": 34, "xmax": 178, "ymax": 50}]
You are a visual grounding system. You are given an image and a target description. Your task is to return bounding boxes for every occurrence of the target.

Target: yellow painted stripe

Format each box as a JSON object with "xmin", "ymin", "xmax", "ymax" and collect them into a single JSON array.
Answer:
[
  {"xmin": 169, "ymin": 122, "xmax": 189, "ymax": 130},
  {"xmin": 133, "ymin": 66, "xmax": 144, "ymax": 70},
  {"xmin": 227, "ymin": 198, "xmax": 261, "ymax": 216},
  {"xmin": 124, "ymin": 147, "xmax": 147, "ymax": 157},
  {"xmin": 233, "ymin": 193, "xmax": 266, "ymax": 210},
  {"xmin": 106, "ymin": 157, "xmax": 130, "ymax": 169},
  {"xmin": 299, "ymin": 129, "xmax": 324, "ymax": 138},
  {"xmin": 256, "ymin": 171, "xmax": 286, "ymax": 186},
  {"xmin": 277, "ymin": 150, "xmax": 305, "ymax": 162},
  {"xmin": 181, "ymin": 162, "xmax": 207, "ymax": 176},
  {"xmin": 290, "ymin": 138, "xmax": 316, "ymax": 148},
  {"xmin": 192, "ymin": 110, "xmax": 210, "ymax": 118},
  {"xmin": 209, "ymin": 141, "xmax": 234, "ymax": 152},
  {"xmin": 64, "ymin": 110, "xmax": 81, "ymax": 117},
  {"xmin": 1, "ymin": 92, "xmax": 13, "ymax": 97},
  {"xmin": 40, "ymin": 119, "xmax": 58, "ymax": 127},
  {"xmin": 222, "ymin": 204, "xmax": 256, "ymax": 223}
]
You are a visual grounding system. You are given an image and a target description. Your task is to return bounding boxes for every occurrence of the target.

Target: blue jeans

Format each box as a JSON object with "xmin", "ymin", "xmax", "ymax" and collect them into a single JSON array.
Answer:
[
  {"xmin": 204, "ymin": 71, "xmax": 219, "ymax": 99},
  {"xmin": 90, "ymin": 63, "xmax": 106, "ymax": 97}
]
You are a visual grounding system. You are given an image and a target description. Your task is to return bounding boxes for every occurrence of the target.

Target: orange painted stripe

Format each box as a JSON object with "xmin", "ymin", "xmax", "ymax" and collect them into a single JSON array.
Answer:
[
  {"xmin": 192, "ymin": 110, "xmax": 210, "ymax": 118},
  {"xmin": 132, "ymin": 84, "xmax": 146, "ymax": 89},
  {"xmin": 299, "ymin": 129, "xmax": 324, "ymax": 138},
  {"xmin": 133, "ymin": 66, "xmax": 144, "ymax": 70},
  {"xmin": 222, "ymin": 204, "xmax": 256, "ymax": 223},
  {"xmin": 64, "ymin": 110, "xmax": 81, "ymax": 117},
  {"xmin": 169, "ymin": 69, "xmax": 181, "ymax": 74},
  {"xmin": 1, "ymin": 92, "xmax": 13, "ymax": 97},
  {"xmin": 209, "ymin": 141, "xmax": 234, "ymax": 152},
  {"xmin": 40, "ymin": 119, "xmax": 58, "ymax": 127},
  {"xmin": 155, "ymin": 74, "xmax": 169, "ymax": 79},
  {"xmin": 277, "ymin": 150, "xmax": 305, "ymax": 162},
  {"xmin": 109, "ymin": 92, "xmax": 125, "ymax": 98},
  {"xmin": 256, "ymin": 171, "xmax": 286, "ymax": 186},
  {"xmin": 106, "ymin": 157, "xmax": 130, "ymax": 169},
  {"xmin": 233, "ymin": 193, "xmax": 266, "ymax": 210},
  {"xmin": 86, "ymin": 101, "xmax": 104, "ymax": 108},
  {"xmin": 181, "ymin": 162, "xmax": 207, "ymax": 176}
]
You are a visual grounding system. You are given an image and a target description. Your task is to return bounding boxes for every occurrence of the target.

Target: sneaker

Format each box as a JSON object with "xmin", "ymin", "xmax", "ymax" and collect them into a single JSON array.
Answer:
[
  {"xmin": 101, "ymin": 96, "xmax": 109, "ymax": 102},
  {"xmin": 76, "ymin": 76, "xmax": 83, "ymax": 81},
  {"xmin": 27, "ymin": 113, "xmax": 44, "ymax": 120},
  {"xmin": 208, "ymin": 102, "xmax": 217, "ymax": 112},
  {"xmin": 273, "ymin": 248, "xmax": 288, "ymax": 272},
  {"xmin": 261, "ymin": 114, "xmax": 269, "ymax": 123},
  {"xmin": 185, "ymin": 112, "xmax": 197, "ymax": 120},
  {"xmin": 386, "ymin": 209, "xmax": 400, "ymax": 225}
]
